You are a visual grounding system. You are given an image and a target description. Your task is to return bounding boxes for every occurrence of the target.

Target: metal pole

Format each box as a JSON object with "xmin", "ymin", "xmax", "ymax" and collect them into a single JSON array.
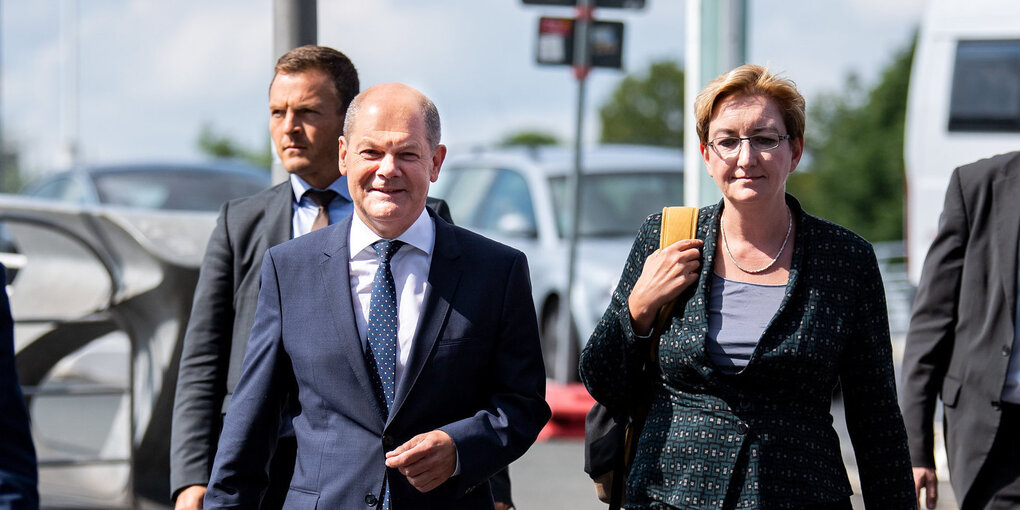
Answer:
[
  {"xmin": 684, "ymin": 0, "xmax": 747, "ymax": 207},
  {"xmin": 558, "ymin": 0, "xmax": 592, "ymax": 383},
  {"xmin": 271, "ymin": 0, "xmax": 317, "ymax": 184},
  {"xmin": 0, "ymin": 0, "xmax": 5, "ymax": 191},
  {"xmin": 59, "ymin": 0, "xmax": 80, "ymax": 169},
  {"xmin": 684, "ymin": 0, "xmax": 702, "ymax": 208}
]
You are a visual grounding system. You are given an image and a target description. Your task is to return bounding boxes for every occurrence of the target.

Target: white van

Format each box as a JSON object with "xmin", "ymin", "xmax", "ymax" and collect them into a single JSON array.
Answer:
[{"xmin": 904, "ymin": 0, "xmax": 1020, "ymax": 284}]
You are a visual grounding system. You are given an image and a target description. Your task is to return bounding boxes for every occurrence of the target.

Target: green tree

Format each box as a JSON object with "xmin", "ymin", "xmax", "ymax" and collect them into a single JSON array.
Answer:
[
  {"xmin": 499, "ymin": 130, "xmax": 560, "ymax": 147},
  {"xmin": 788, "ymin": 36, "xmax": 915, "ymax": 242},
  {"xmin": 0, "ymin": 146, "xmax": 24, "ymax": 193},
  {"xmin": 599, "ymin": 59, "xmax": 684, "ymax": 147},
  {"xmin": 196, "ymin": 123, "xmax": 273, "ymax": 170}
]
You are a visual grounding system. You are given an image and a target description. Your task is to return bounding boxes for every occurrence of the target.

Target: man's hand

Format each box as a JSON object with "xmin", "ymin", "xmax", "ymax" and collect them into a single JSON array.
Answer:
[
  {"xmin": 174, "ymin": 485, "xmax": 207, "ymax": 510},
  {"xmin": 494, "ymin": 502, "xmax": 510, "ymax": 510},
  {"xmin": 913, "ymin": 466, "xmax": 938, "ymax": 509},
  {"xmin": 385, "ymin": 430, "xmax": 458, "ymax": 493}
]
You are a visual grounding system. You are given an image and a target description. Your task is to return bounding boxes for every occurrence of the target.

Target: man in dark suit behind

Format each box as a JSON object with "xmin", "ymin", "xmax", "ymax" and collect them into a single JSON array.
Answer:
[
  {"xmin": 901, "ymin": 150, "xmax": 1020, "ymax": 510},
  {"xmin": 170, "ymin": 45, "xmax": 360, "ymax": 510},
  {"xmin": 204, "ymin": 83, "xmax": 549, "ymax": 509}
]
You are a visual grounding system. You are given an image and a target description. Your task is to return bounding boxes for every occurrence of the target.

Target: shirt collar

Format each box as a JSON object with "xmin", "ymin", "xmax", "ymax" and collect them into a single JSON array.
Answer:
[
  {"xmin": 349, "ymin": 207, "xmax": 435, "ymax": 259},
  {"xmin": 289, "ymin": 173, "xmax": 351, "ymax": 203}
]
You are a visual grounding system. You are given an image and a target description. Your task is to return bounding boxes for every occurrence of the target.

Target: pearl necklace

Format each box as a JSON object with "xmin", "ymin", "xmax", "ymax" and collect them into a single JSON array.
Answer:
[{"xmin": 721, "ymin": 209, "xmax": 792, "ymax": 274}]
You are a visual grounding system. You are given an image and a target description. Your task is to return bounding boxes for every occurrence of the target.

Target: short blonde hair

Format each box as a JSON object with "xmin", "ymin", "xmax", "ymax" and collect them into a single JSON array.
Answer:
[{"xmin": 694, "ymin": 64, "xmax": 805, "ymax": 145}]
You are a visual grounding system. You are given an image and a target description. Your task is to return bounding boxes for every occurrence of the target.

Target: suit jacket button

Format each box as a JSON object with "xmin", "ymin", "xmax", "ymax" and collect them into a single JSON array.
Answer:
[
  {"xmin": 383, "ymin": 434, "xmax": 394, "ymax": 448},
  {"xmin": 736, "ymin": 422, "xmax": 748, "ymax": 434},
  {"xmin": 365, "ymin": 494, "xmax": 379, "ymax": 506},
  {"xmin": 1003, "ymin": 346, "xmax": 1012, "ymax": 357}
]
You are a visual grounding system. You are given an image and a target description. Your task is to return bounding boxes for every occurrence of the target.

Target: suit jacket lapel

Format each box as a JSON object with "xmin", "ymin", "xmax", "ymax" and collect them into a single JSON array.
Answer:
[
  {"xmin": 267, "ymin": 181, "xmax": 294, "ymax": 244},
  {"xmin": 319, "ymin": 216, "xmax": 387, "ymax": 422},
  {"xmin": 390, "ymin": 212, "xmax": 461, "ymax": 422},
  {"xmin": 993, "ymin": 163, "xmax": 1020, "ymax": 326}
]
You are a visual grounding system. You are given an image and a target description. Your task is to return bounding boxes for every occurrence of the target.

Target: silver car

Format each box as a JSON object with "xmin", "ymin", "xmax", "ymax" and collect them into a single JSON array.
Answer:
[
  {"xmin": 5, "ymin": 161, "xmax": 269, "ymax": 508},
  {"xmin": 20, "ymin": 161, "xmax": 270, "ymax": 212},
  {"xmin": 431, "ymin": 144, "xmax": 684, "ymax": 380}
]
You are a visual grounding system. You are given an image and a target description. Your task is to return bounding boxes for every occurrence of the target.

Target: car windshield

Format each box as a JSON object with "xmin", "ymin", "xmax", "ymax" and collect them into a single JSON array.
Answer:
[
  {"xmin": 93, "ymin": 170, "xmax": 268, "ymax": 211},
  {"xmin": 549, "ymin": 172, "xmax": 684, "ymax": 237}
]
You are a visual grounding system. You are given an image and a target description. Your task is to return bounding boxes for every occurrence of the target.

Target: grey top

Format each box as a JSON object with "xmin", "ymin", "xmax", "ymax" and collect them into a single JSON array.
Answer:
[{"xmin": 706, "ymin": 273, "xmax": 786, "ymax": 375}]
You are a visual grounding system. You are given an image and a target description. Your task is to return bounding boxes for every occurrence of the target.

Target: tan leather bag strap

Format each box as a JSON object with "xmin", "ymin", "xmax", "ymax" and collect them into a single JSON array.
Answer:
[
  {"xmin": 660, "ymin": 206, "xmax": 699, "ymax": 249},
  {"xmin": 654, "ymin": 206, "xmax": 699, "ymax": 334}
]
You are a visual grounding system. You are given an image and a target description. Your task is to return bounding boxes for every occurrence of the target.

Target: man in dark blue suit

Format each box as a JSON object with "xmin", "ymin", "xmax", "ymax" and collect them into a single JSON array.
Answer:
[
  {"xmin": 204, "ymin": 83, "xmax": 550, "ymax": 509},
  {"xmin": 0, "ymin": 264, "xmax": 39, "ymax": 510}
]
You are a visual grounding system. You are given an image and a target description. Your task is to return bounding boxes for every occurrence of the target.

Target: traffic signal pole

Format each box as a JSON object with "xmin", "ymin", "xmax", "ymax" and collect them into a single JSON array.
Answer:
[{"xmin": 558, "ymin": 0, "xmax": 593, "ymax": 383}]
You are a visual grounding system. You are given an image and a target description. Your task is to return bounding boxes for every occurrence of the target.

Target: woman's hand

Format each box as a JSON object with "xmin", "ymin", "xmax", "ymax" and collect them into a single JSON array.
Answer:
[{"xmin": 628, "ymin": 238, "xmax": 704, "ymax": 335}]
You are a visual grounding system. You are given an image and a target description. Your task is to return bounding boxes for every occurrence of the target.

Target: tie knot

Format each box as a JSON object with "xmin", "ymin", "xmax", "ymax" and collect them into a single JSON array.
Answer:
[
  {"xmin": 372, "ymin": 240, "xmax": 404, "ymax": 264},
  {"xmin": 304, "ymin": 189, "xmax": 338, "ymax": 208}
]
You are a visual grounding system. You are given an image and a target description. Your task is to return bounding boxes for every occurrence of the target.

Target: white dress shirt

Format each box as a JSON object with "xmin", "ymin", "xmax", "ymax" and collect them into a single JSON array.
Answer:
[
  {"xmin": 348, "ymin": 208, "xmax": 435, "ymax": 384},
  {"xmin": 290, "ymin": 173, "xmax": 353, "ymax": 237}
]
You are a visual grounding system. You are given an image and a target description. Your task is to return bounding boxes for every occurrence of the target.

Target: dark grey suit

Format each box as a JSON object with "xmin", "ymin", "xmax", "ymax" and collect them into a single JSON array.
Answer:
[
  {"xmin": 169, "ymin": 181, "xmax": 508, "ymax": 505},
  {"xmin": 901, "ymin": 151, "xmax": 1020, "ymax": 507},
  {"xmin": 171, "ymin": 182, "xmax": 294, "ymax": 499}
]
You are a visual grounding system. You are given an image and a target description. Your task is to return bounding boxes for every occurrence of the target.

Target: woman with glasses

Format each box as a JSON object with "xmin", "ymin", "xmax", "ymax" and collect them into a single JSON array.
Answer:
[{"xmin": 579, "ymin": 65, "xmax": 915, "ymax": 509}]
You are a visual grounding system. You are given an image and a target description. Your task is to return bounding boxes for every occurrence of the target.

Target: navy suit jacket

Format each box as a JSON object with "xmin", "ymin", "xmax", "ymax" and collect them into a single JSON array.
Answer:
[
  {"xmin": 205, "ymin": 209, "xmax": 550, "ymax": 509},
  {"xmin": 0, "ymin": 264, "xmax": 39, "ymax": 510}
]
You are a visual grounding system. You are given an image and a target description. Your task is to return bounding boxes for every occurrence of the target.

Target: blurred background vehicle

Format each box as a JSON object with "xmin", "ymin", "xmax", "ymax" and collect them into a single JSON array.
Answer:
[
  {"xmin": 431, "ymin": 144, "xmax": 684, "ymax": 381},
  {"xmin": 1, "ymin": 160, "xmax": 268, "ymax": 508},
  {"xmin": 904, "ymin": 0, "xmax": 1020, "ymax": 284},
  {"xmin": 20, "ymin": 161, "xmax": 270, "ymax": 212}
]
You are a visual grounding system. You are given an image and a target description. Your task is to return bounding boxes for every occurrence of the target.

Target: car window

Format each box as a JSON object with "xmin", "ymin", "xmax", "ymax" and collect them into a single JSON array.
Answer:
[
  {"xmin": 549, "ymin": 171, "xmax": 684, "ymax": 237},
  {"xmin": 92, "ymin": 170, "xmax": 268, "ymax": 211},
  {"xmin": 476, "ymin": 170, "xmax": 536, "ymax": 236},
  {"xmin": 431, "ymin": 167, "xmax": 537, "ymax": 237},
  {"xmin": 29, "ymin": 176, "xmax": 88, "ymax": 204}
]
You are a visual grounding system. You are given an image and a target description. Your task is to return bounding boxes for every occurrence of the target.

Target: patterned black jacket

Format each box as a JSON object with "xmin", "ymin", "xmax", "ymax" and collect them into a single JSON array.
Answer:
[{"xmin": 579, "ymin": 196, "xmax": 915, "ymax": 509}]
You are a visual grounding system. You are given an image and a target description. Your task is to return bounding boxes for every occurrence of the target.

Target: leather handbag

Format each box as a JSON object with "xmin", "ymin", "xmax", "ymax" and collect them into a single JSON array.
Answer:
[{"xmin": 584, "ymin": 206, "xmax": 699, "ymax": 509}]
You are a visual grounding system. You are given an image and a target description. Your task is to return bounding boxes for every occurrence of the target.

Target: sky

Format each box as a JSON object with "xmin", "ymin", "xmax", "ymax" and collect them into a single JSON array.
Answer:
[{"xmin": 0, "ymin": 0, "xmax": 924, "ymax": 179}]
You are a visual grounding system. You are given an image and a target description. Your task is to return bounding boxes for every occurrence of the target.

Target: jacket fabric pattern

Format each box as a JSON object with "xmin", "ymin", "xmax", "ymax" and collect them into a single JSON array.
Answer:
[{"xmin": 579, "ymin": 196, "xmax": 915, "ymax": 509}]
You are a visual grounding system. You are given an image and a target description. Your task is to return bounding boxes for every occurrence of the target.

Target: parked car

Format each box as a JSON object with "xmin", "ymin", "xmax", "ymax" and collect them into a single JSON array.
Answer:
[
  {"xmin": 20, "ymin": 161, "xmax": 270, "ymax": 212},
  {"xmin": 430, "ymin": 144, "xmax": 684, "ymax": 380}
]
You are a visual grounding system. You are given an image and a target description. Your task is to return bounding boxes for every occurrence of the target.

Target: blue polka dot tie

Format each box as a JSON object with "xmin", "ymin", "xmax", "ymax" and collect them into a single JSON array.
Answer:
[
  {"xmin": 366, "ymin": 239, "xmax": 403, "ymax": 414},
  {"xmin": 365, "ymin": 240, "xmax": 402, "ymax": 510}
]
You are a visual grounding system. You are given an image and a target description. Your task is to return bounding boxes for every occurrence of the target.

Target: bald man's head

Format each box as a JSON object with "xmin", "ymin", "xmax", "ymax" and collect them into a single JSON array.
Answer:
[
  {"xmin": 344, "ymin": 83, "xmax": 441, "ymax": 150},
  {"xmin": 338, "ymin": 83, "xmax": 447, "ymax": 239}
]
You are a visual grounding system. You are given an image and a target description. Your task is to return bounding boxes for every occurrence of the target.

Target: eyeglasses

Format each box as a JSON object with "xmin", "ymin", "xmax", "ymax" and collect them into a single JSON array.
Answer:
[{"xmin": 707, "ymin": 133, "xmax": 791, "ymax": 158}]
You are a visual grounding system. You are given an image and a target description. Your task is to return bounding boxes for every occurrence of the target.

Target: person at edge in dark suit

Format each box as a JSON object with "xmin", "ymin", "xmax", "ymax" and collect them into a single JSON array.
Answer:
[
  {"xmin": 203, "ymin": 82, "xmax": 550, "ymax": 509},
  {"xmin": 579, "ymin": 64, "xmax": 915, "ymax": 508},
  {"xmin": 901, "ymin": 151, "xmax": 1020, "ymax": 510},
  {"xmin": 169, "ymin": 47, "xmax": 512, "ymax": 509},
  {"xmin": 0, "ymin": 264, "xmax": 39, "ymax": 510}
]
